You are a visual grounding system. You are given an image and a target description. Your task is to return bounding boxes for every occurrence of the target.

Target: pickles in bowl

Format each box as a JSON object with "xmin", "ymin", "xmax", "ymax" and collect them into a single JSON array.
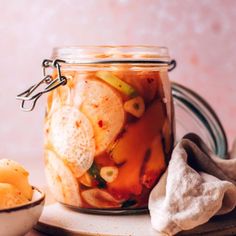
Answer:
[{"xmin": 0, "ymin": 159, "xmax": 45, "ymax": 235}]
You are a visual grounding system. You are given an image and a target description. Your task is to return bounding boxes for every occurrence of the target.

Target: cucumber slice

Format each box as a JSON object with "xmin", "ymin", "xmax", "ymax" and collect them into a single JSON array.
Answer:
[
  {"xmin": 88, "ymin": 163, "xmax": 106, "ymax": 188},
  {"xmin": 96, "ymin": 71, "xmax": 137, "ymax": 97}
]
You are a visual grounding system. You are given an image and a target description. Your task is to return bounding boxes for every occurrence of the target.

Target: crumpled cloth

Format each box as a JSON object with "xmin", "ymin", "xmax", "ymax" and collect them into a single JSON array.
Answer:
[{"xmin": 149, "ymin": 133, "xmax": 236, "ymax": 236}]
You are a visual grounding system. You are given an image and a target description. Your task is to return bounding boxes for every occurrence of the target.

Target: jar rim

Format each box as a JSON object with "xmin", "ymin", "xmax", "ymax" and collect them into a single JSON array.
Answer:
[{"xmin": 51, "ymin": 45, "xmax": 170, "ymax": 64}]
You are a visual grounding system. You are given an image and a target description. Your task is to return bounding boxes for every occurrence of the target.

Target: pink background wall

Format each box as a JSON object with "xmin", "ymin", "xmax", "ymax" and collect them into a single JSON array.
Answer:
[{"xmin": 0, "ymin": 0, "xmax": 235, "ymax": 185}]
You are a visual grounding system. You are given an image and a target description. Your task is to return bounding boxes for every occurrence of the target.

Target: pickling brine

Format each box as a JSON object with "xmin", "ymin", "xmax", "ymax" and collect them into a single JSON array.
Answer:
[{"xmin": 44, "ymin": 46, "xmax": 175, "ymax": 213}]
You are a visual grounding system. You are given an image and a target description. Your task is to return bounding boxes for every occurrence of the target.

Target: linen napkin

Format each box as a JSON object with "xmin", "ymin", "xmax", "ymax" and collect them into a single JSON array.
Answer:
[{"xmin": 149, "ymin": 133, "xmax": 236, "ymax": 236}]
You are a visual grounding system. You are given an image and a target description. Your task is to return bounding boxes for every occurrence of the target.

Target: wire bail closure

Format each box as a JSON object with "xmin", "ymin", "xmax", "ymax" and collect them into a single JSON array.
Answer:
[
  {"xmin": 16, "ymin": 58, "xmax": 176, "ymax": 112},
  {"xmin": 168, "ymin": 60, "xmax": 176, "ymax": 72},
  {"xmin": 16, "ymin": 59, "xmax": 67, "ymax": 112}
]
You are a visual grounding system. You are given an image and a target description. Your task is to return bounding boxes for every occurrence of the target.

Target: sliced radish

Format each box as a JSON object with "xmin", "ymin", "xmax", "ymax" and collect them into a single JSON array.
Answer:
[
  {"xmin": 74, "ymin": 78, "xmax": 125, "ymax": 155},
  {"xmin": 49, "ymin": 106, "xmax": 95, "ymax": 177},
  {"xmin": 78, "ymin": 172, "xmax": 93, "ymax": 187},
  {"xmin": 81, "ymin": 188, "xmax": 120, "ymax": 208},
  {"xmin": 46, "ymin": 90, "xmax": 61, "ymax": 119},
  {"xmin": 45, "ymin": 150, "xmax": 81, "ymax": 206}
]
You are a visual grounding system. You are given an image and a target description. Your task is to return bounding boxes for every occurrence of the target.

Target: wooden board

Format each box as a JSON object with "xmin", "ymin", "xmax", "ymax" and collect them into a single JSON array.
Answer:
[{"xmin": 35, "ymin": 203, "xmax": 236, "ymax": 236}]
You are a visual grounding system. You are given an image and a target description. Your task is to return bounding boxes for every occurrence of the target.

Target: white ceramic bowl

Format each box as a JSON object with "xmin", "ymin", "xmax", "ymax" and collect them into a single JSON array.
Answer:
[{"xmin": 0, "ymin": 186, "xmax": 45, "ymax": 236}]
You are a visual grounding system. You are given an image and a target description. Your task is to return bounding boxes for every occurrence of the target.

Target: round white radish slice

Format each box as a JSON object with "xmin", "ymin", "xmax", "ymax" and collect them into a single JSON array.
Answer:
[
  {"xmin": 74, "ymin": 78, "xmax": 125, "ymax": 155},
  {"xmin": 81, "ymin": 188, "xmax": 120, "ymax": 208},
  {"xmin": 45, "ymin": 91, "xmax": 61, "ymax": 145},
  {"xmin": 49, "ymin": 106, "xmax": 95, "ymax": 177},
  {"xmin": 46, "ymin": 90, "xmax": 61, "ymax": 119},
  {"xmin": 46, "ymin": 86, "xmax": 72, "ymax": 120},
  {"xmin": 45, "ymin": 150, "xmax": 81, "ymax": 206}
]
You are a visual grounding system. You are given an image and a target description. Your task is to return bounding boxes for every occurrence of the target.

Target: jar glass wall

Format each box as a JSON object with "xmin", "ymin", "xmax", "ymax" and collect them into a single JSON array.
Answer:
[{"xmin": 44, "ymin": 46, "xmax": 175, "ymax": 213}]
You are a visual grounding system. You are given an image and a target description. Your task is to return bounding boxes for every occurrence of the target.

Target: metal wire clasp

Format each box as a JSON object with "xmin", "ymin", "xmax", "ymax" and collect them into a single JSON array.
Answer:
[
  {"xmin": 168, "ymin": 60, "xmax": 177, "ymax": 72},
  {"xmin": 16, "ymin": 58, "xmax": 176, "ymax": 112},
  {"xmin": 16, "ymin": 59, "xmax": 67, "ymax": 112}
]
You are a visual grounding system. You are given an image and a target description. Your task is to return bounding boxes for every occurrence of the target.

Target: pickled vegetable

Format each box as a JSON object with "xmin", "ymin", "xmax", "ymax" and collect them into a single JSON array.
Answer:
[
  {"xmin": 141, "ymin": 135, "xmax": 166, "ymax": 188},
  {"xmin": 79, "ymin": 172, "xmax": 92, "ymax": 187},
  {"xmin": 49, "ymin": 106, "xmax": 95, "ymax": 177},
  {"xmin": 45, "ymin": 57, "xmax": 173, "ymax": 210},
  {"xmin": 0, "ymin": 159, "xmax": 32, "ymax": 200},
  {"xmin": 81, "ymin": 188, "xmax": 120, "ymax": 208},
  {"xmin": 45, "ymin": 150, "xmax": 81, "ymax": 206},
  {"xmin": 88, "ymin": 163, "xmax": 106, "ymax": 188},
  {"xmin": 113, "ymin": 70, "xmax": 161, "ymax": 102},
  {"xmin": 108, "ymin": 99, "xmax": 165, "ymax": 198},
  {"xmin": 100, "ymin": 166, "xmax": 118, "ymax": 183},
  {"xmin": 74, "ymin": 78, "xmax": 125, "ymax": 155},
  {"xmin": 124, "ymin": 96, "xmax": 145, "ymax": 118},
  {"xmin": 96, "ymin": 71, "xmax": 137, "ymax": 97},
  {"xmin": 0, "ymin": 183, "xmax": 29, "ymax": 209}
]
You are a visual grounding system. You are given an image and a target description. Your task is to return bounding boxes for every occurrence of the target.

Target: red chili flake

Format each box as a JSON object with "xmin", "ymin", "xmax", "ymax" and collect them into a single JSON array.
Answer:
[
  {"xmin": 147, "ymin": 78, "xmax": 154, "ymax": 84},
  {"xmin": 98, "ymin": 120, "xmax": 103, "ymax": 128},
  {"xmin": 76, "ymin": 121, "xmax": 81, "ymax": 127}
]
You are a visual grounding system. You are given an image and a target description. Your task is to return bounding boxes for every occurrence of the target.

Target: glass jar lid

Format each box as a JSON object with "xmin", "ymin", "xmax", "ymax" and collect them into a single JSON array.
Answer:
[
  {"xmin": 16, "ymin": 46, "xmax": 176, "ymax": 111},
  {"xmin": 172, "ymin": 82, "xmax": 227, "ymax": 158},
  {"xmin": 52, "ymin": 45, "xmax": 171, "ymax": 64}
]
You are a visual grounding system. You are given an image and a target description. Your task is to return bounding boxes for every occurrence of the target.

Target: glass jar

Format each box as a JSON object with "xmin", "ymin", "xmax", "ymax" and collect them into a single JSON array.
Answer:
[
  {"xmin": 42, "ymin": 46, "xmax": 175, "ymax": 213},
  {"xmin": 16, "ymin": 46, "xmax": 228, "ymax": 214}
]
